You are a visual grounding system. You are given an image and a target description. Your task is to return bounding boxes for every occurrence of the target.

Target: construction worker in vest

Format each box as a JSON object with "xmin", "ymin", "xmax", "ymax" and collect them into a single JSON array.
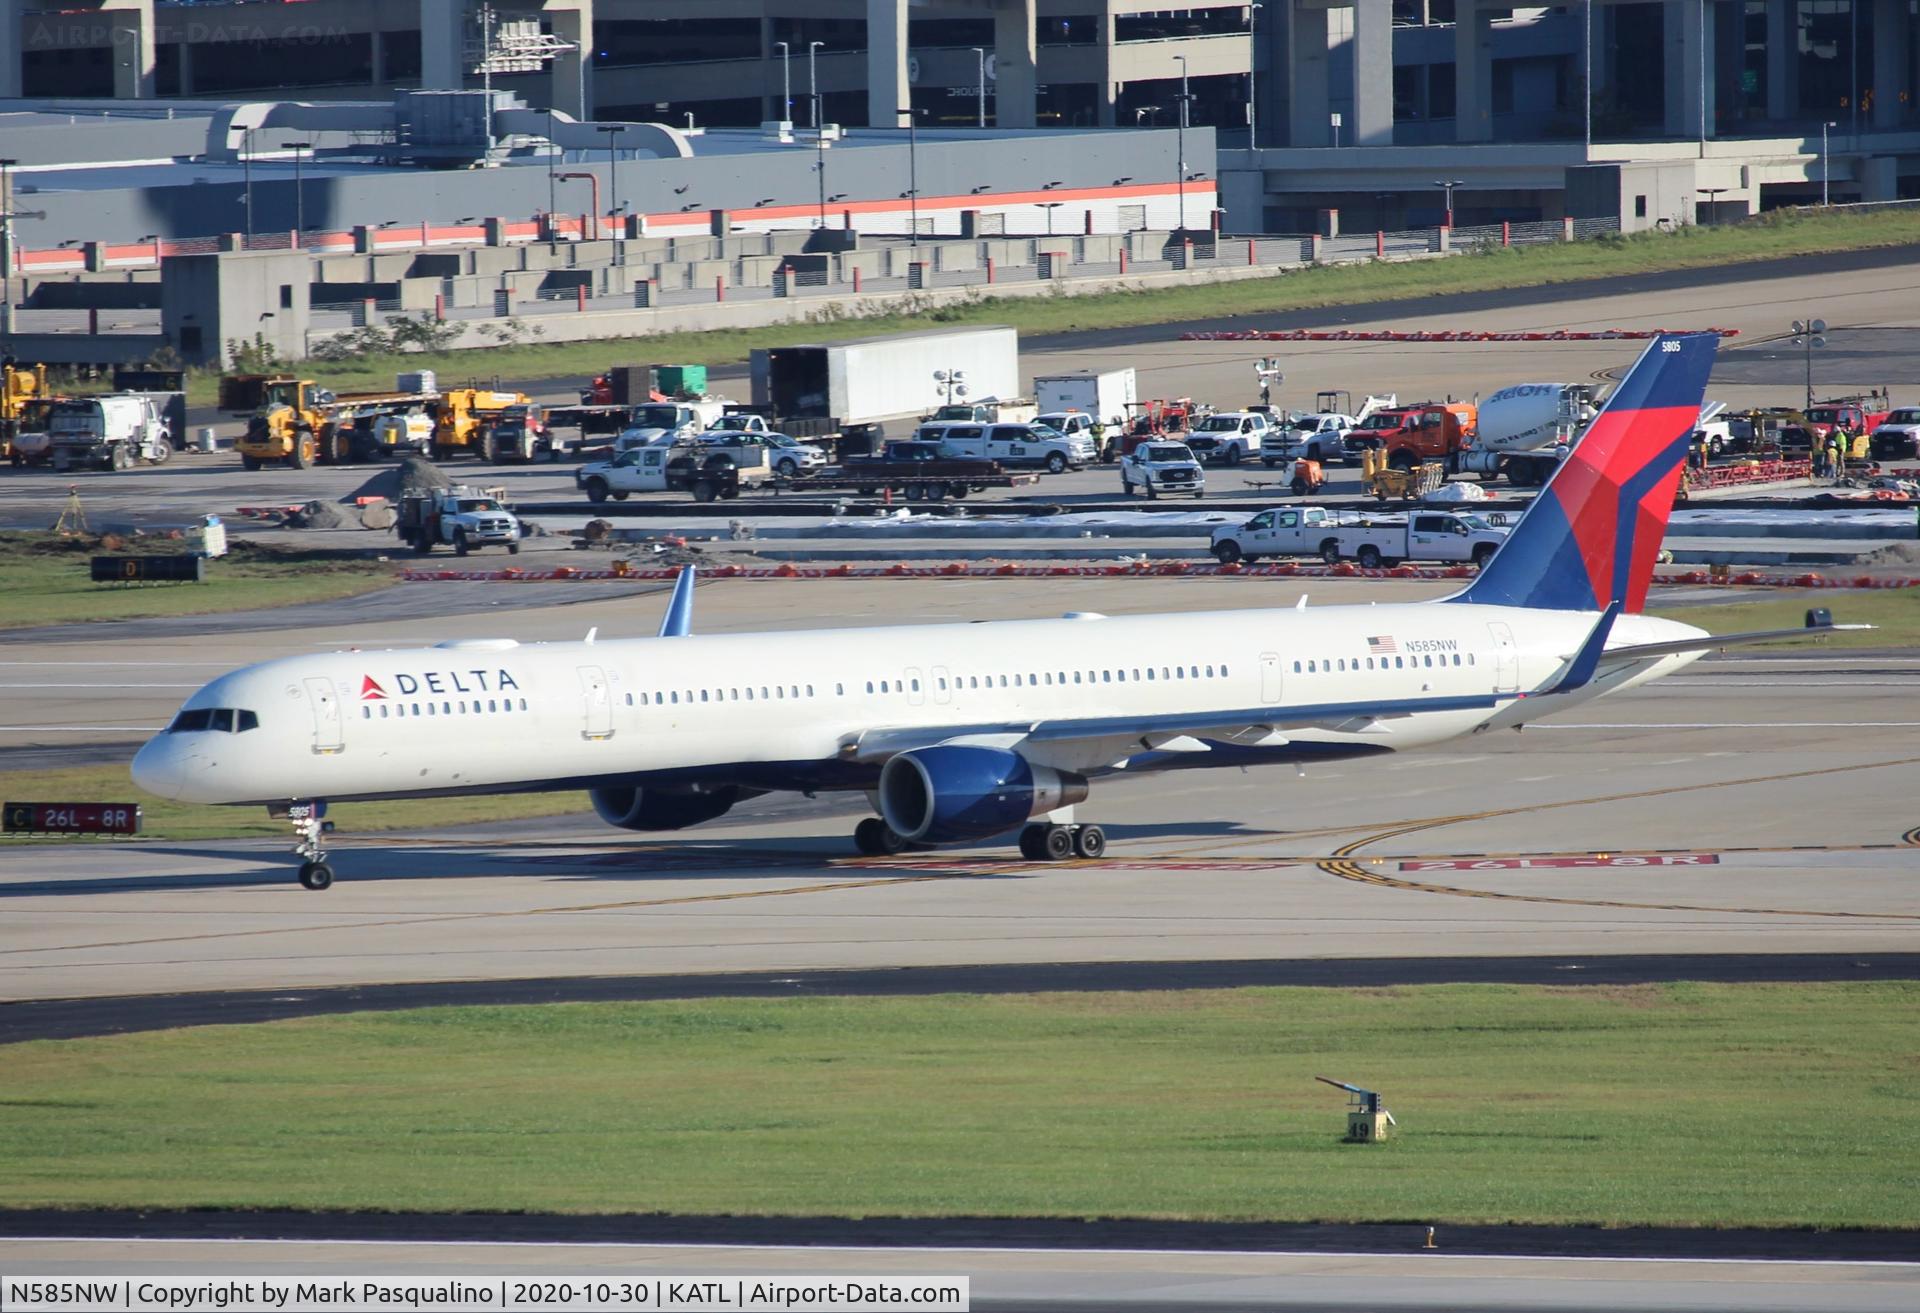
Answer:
[
  {"xmin": 1826, "ymin": 432, "xmax": 1844, "ymax": 480},
  {"xmin": 1091, "ymin": 417, "xmax": 1109, "ymax": 462}
]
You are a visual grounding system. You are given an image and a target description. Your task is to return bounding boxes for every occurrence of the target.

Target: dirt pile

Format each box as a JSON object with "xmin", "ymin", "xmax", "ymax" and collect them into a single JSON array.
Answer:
[
  {"xmin": 340, "ymin": 455, "xmax": 450, "ymax": 505},
  {"xmin": 285, "ymin": 499, "xmax": 348, "ymax": 530}
]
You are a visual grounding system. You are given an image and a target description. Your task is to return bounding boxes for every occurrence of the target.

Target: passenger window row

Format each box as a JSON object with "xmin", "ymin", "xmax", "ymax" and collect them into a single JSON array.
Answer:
[
  {"xmin": 362, "ymin": 698, "xmax": 527, "ymax": 719},
  {"xmin": 634, "ymin": 684, "xmax": 817, "ymax": 706},
  {"xmin": 623, "ymin": 665, "xmax": 1235, "ymax": 709},
  {"xmin": 1293, "ymin": 654, "xmax": 1476, "ymax": 673}
]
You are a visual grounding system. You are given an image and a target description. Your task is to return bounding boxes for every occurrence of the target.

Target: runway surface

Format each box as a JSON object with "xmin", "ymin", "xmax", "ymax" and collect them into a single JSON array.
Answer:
[{"xmin": 2, "ymin": 1237, "xmax": 1914, "ymax": 1312}]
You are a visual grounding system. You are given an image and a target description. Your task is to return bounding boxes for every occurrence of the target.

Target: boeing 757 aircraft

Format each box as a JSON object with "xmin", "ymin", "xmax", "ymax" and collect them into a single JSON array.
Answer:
[{"xmin": 134, "ymin": 333, "xmax": 1850, "ymax": 889}]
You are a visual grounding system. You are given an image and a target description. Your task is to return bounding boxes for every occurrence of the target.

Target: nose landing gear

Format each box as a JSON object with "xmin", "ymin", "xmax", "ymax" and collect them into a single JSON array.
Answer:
[{"xmin": 277, "ymin": 801, "xmax": 335, "ymax": 890}]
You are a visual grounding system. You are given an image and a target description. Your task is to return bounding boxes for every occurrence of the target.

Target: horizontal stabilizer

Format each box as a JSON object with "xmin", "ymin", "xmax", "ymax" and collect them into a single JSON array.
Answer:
[{"xmin": 1600, "ymin": 619, "xmax": 1869, "ymax": 666}]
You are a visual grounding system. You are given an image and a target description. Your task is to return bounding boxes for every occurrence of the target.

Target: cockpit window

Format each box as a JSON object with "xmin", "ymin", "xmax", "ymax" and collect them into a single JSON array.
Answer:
[{"xmin": 169, "ymin": 707, "xmax": 258, "ymax": 733}]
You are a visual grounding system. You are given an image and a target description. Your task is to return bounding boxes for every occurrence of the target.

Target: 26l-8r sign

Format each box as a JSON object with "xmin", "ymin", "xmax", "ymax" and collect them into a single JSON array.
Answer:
[{"xmin": 2, "ymin": 802, "xmax": 143, "ymax": 835}]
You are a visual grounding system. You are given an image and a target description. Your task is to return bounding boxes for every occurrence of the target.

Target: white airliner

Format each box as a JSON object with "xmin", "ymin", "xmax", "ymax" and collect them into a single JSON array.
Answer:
[{"xmin": 133, "ymin": 334, "xmax": 1848, "ymax": 889}]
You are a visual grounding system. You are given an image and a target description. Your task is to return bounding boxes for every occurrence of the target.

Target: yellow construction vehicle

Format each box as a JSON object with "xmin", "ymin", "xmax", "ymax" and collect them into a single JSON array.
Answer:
[
  {"xmin": 1361, "ymin": 446, "xmax": 1444, "ymax": 502},
  {"xmin": 221, "ymin": 375, "xmax": 439, "ymax": 469},
  {"xmin": 3, "ymin": 362, "xmax": 53, "ymax": 467},
  {"xmin": 431, "ymin": 387, "xmax": 531, "ymax": 460}
]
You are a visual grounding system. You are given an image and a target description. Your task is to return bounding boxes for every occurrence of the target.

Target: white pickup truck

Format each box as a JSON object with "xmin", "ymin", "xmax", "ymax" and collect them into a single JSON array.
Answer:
[
  {"xmin": 614, "ymin": 400, "xmax": 729, "ymax": 452},
  {"xmin": 579, "ymin": 441, "xmax": 776, "ymax": 503},
  {"xmin": 1185, "ymin": 411, "xmax": 1274, "ymax": 465},
  {"xmin": 920, "ymin": 421, "xmax": 1093, "ymax": 473},
  {"xmin": 1120, "ymin": 440, "xmax": 1206, "ymax": 498},
  {"xmin": 1261, "ymin": 412, "xmax": 1359, "ymax": 466},
  {"xmin": 1210, "ymin": 506, "xmax": 1510, "ymax": 568}
]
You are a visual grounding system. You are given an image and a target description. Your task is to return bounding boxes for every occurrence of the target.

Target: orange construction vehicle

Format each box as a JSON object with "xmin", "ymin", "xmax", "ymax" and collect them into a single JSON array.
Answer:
[{"xmin": 1378, "ymin": 401, "xmax": 1479, "ymax": 472}]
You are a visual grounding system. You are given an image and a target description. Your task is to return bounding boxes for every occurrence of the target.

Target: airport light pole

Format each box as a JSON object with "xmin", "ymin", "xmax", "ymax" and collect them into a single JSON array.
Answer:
[
  {"xmin": 1174, "ymin": 54, "xmax": 1191, "ymax": 232},
  {"xmin": 1821, "ymin": 121, "xmax": 1836, "ymax": 205},
  {"xmin": 1246, "ymin": 3, "xmax": 1261, "ymax": 147},
  {"xmin": 808, "ymin": 40, "xmax": 824, "ymax": 130},
  {"xmin": 775, "ymin": 40, "xmax": 792, "ymax": 124},
  {"xmin": 971, "ymin": 47, "xmax": 987, "ymax": 128},
  {"xmin": 1695, "ymin": 186, "xmax": 1730, "ymax": 225},
  {"xmin": 1791, "ymin": 317, "xmax": 1826, "ymax": 415},
  {"xmin": 282, "ymin": 141, "xmax": 311, "ymax": 243},
  {"xmin": 557, "ymin": 172, "xmax": 599, "ymax": 239},
  {"xmin": 1583, "ymin": 0, "xmax": 1592, "ymax": 156},
  {"xmin": 0, "ymin": 157, "xmax": 13, "ymax": 342},
  {"xmin": 899, "ymin": 106, "xmax": 924, "ymax": 248},
  {"xmin": 242, "ymin": 128, "xmax": 255, "ymax": 244},
  {"xmin": 1434, "ymin": 177, "xmax": 1463, "ymax": 228},
  {"xmin": 599, "ymin": 124, "xmax": 625, "ymax": 264}
]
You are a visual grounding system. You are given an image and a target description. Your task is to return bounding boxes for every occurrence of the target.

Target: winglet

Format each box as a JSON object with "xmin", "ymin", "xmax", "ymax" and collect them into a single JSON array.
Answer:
[
  {"xmin": 1543, "ymin": 601, "xmax": 1622, "ymax": 696},
  {"xmin": 658, "ymin": 566, "xmax": 696, "ymax": 638}
]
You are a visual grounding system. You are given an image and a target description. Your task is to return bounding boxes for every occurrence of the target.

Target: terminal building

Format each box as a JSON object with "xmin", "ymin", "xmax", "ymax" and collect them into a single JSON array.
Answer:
[{"xmin": 7, "ymin": 1, "xmax": 1918, "ymax": 232}]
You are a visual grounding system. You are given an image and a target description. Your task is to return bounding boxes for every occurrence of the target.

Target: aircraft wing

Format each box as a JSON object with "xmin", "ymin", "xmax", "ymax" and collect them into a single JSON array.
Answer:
[{"xmin": 843, "ymin": 689, "xmax": 1511, "ymax": 768}]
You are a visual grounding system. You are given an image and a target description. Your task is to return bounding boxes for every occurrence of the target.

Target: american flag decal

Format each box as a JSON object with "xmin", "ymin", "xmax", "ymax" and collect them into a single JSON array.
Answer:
[{"xmin": 1366, "ymin": 635, "xmax": 1397, "ymax": 655}]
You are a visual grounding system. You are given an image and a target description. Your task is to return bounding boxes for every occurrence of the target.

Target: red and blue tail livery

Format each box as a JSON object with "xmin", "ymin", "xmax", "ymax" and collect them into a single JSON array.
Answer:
[{"xmin": 1457, "ymin": 332, "xmax": 1719, "ymax": 613}]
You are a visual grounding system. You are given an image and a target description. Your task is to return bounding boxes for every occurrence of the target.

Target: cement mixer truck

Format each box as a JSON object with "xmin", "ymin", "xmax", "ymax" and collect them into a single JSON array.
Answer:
[{"xmin": 1377, "ymin": 383, "xmax": 1601, "ymax": 487}]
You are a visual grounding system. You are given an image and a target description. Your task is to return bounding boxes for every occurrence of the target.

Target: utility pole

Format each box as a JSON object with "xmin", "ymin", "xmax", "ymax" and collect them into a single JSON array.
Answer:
[{"xmin": 1822, "ymin": 121, "xmax": 1835, "ymax": 206}]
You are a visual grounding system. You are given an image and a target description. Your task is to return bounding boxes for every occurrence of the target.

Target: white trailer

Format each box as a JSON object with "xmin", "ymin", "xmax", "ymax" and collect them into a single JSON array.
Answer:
[
  {"xmin": 1033, "ymin": 368, "xmax": 1137, "ymax": 430},
  {"xmin": 750, "ymin": 327, "xmax": 1019, "ymax": 452}
]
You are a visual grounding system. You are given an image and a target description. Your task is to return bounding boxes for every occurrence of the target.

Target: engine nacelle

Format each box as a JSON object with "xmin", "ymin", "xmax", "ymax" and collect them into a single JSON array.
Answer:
[
  {"xmin": 590, "ymin": 784, "xmax": 739, "ymax": 831},
  {"xmin": 879, "ymin": 746, "xmax": 1088, "ymax": 844}
]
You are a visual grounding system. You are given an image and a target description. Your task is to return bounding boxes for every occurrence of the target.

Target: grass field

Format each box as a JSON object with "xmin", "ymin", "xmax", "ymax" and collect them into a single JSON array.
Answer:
[
  {"xmin": 1, "ymin": 762, "xmax": 590, "ymax": 841},
  {"xmin": 0, "ymin": 533, "xmax": 393, "ymax": 629},
  {"xmin": 1650, "ymin": 586, "xmax": 1920, "ymax": 648},
  {"xmin": 149, "ymin": 207, "xmax": 1920, "ymax": 405},
  {"xmin": 2, "ymin": 983, "xmax": 1913, "ymax": 1228}
]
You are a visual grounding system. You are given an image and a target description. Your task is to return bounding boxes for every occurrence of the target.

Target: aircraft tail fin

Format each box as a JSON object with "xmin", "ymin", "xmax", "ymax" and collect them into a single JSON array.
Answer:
[{"xmin": 1453, "ymin": 332, "xmax": 1719, "ymax": 613}]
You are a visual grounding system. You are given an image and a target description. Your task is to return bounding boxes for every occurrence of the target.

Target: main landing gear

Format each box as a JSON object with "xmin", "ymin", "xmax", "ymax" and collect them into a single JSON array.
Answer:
[
  {"xmin": 1019, "ymin": 822, "xmax": 1105, "ymax": 861},
  {"xmin": 851, "ymin": 817, "xmax": 1106, "ymax": 860},
  {"xmin": 281, "ymin": 801, "xmax": 335, "ymax": 890}
]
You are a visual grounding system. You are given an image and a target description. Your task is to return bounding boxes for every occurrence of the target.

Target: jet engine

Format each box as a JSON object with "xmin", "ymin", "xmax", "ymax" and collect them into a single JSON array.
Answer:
[
  {"xmin": 878, "ymin": 745, "xmax": 1088, "ymax": 844},
  {"xmin": 590, "ymin": 783, "xmax": 740, "ymax": 831}
]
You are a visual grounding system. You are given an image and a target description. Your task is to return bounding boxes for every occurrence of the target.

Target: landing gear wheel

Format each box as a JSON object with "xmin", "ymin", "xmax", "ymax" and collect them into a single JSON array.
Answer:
[
  {"xmin": 1042, "ymin": 825, "xmax": 1075, "ymax": 860},
  {"xmin": 1018, "ymin": 825, "xmax": 1046, "ymax": 860},
  {"xmin": 854, "ymin": 817, "xmax": 907, "ymax": 856},
  {"xmin": 287, "ymin": 804, "xmax": 333, "ymax": 889},
  {"xmin": 1072, "ymin": 825, "xmax": 1106, "ymax": 859}
]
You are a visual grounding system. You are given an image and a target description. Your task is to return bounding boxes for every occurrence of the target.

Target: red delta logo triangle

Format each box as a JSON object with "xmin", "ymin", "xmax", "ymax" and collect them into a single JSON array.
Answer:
[{"xmin": 360, "ymin": 675, "xmax": 388, "ymax": 700}]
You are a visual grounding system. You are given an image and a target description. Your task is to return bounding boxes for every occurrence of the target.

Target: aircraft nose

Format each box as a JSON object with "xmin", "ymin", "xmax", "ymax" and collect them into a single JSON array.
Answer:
[{"xmin": 131, "ymin": 735, "xmax": 196, "ymax": 801}]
